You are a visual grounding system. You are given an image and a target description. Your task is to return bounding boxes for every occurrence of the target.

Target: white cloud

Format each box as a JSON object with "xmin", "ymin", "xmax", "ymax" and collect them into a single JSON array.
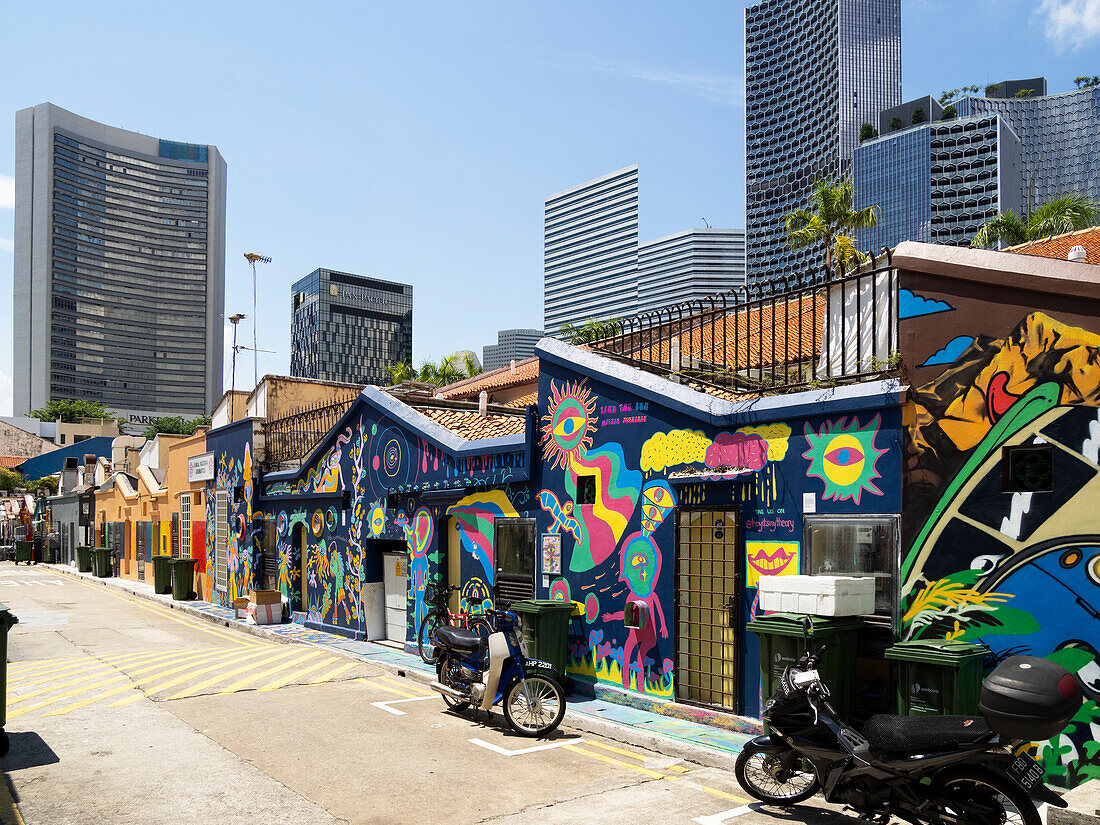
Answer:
[
  {"xmin": 0, "ymin": 239, "xmax": 12, "ymax": 253},
  {"xmin": 584, "ymin": 58, "xmax": 743, "ymax": 106},
  {"xmin": 1037, "ymin": 0, "xmax": 1100, "ymax": 51},
  {"xmin": 0, "ymin": 175, "xmax": 12, "ymax": 210}
]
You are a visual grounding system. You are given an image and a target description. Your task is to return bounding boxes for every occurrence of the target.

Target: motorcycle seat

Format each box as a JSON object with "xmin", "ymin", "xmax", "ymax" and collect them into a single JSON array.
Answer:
[
  {"xmin": 861, "ymin": 714, "xmax": 993, "ymax": 756},
  {"xmin": 435, "ymin": 626, "xmax": 485, "ymax": 652}
]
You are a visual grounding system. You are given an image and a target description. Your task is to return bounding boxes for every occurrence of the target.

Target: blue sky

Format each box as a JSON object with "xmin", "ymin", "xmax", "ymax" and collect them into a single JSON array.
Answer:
[{"xmin": 1, "ymin": 0, "xmax": 1097, "ymax": 414}]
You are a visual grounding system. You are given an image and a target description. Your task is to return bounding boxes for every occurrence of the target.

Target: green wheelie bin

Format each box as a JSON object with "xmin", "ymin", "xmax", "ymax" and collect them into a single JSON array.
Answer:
[
  {"xmin": 170, "ymin": 558, "xmax": 198, "ymax": 601},
  {"xmin": 885, "ymin": 639, "xmax": 989, "ymax": 717},
  {"xmin": 151, "ymin": 554, "xmax": 174, "ymax": 595},
  {"xmin": 509, "ymin": 600, "xmax": 575, "ymax": 684},
  {"xmin": 747, "ymin": 613, "xmax": 863, "ymax": 724},
  {"xmin": 14, "ymin": 541, "xmax": 32, "ymax": 565},
  {"xmin": 0, "ymin": 603, "xmax": 18, "ymax": 755},
  {"xmin": 92, "ymin": 546, "xmax": 113, "ymax": 578},
  {"xmin": 76, "ymin": 545, "xmax": 93, "ymax": 573}
]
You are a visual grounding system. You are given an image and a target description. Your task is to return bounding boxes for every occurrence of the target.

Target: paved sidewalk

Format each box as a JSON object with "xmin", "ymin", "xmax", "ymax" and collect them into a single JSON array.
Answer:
[{"xmin": 41, "ymin": 563, "xmax": 760, "ymax": 769}]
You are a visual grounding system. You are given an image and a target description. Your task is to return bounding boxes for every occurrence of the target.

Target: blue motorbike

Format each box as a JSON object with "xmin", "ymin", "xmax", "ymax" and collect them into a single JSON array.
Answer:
[{"xmin": 429, "ymin": 608, "xmax": 567, "ymax": 737}]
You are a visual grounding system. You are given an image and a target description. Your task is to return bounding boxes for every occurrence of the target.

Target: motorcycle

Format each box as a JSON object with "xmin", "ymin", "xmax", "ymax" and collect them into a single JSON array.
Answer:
[
  {"xmin": 735, "ymin": 636, "xmax": 1081, "ymax": 825},
  {"xmin": 428, "ymin": 607, "xmax": 567, "ymax": 737}
]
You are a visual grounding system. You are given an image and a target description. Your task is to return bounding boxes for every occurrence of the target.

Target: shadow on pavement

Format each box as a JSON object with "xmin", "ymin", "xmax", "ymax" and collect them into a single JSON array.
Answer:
[{"xmin": 2, "ymin": 731, "xmax": 61, "ymax": 772}]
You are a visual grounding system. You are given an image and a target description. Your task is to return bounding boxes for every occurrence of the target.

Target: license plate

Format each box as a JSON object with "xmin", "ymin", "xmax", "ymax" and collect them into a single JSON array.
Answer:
[{"xmin": 1006, "ymin": 753, "xmax": 1045, "ymax": 791}]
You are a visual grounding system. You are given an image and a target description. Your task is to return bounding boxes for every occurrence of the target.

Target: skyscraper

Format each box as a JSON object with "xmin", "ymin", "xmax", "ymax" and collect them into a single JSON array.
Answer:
[
  {"xmin": 14, "ymin": 103, "xmax": 226, "ymax": 426},
  {"xmin": 483, "ymin": 329, "xmax": 543, "ymax": 372},
  {"xmin": 636, "ymin": 229, "xmax": 746, "ymax": 315},
  {"xmin": 854, "ymin": 79, "xmax": 1098, "ymax": 251},
  {"xmin": 544, "ymin": 166, "xmax": 639, "ymax": 334},
  {"xmin": 854, "ymin": 108, "xmax": 1022, "ymax": 250},
  {"xmin": 290, "ymin": 268, "xmax": 412, "ymax": 386},
  {"xmin": 956, "ymin": 82, "xmax": 1100, "ymax": 216},
  {"xmin": 744, "ymin": 0, "xmax": 901, "ymax": 282}
]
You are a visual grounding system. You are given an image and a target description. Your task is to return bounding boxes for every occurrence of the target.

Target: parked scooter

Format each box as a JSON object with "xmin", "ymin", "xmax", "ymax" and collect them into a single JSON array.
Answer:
[
  {"xmin": 735, "ymin": 639, "xmax": 1080, "ymax": 825},
  {"xmin": 428, "ymin": 607, "xmax": 567, "ymax": 737}
]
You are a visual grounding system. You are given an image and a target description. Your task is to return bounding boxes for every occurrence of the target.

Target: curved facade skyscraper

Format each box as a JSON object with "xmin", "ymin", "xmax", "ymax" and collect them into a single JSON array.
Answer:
[
  {"xmin": 744, "ymin": 0, "xmax": 901, "ymax": 282},
  {"xmin": 14, "ymin": 103, "xmax": 226, "ymax": 426}
]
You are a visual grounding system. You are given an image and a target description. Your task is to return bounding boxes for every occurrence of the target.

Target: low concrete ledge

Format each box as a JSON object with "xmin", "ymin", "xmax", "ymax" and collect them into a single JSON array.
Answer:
[{"xmin": 1049, "ymin": 779, "xmax": 1100, "ymax": 825}]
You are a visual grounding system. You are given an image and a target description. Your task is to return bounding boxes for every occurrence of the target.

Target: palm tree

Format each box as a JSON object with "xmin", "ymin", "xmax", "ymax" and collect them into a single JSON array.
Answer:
[
  {"xmin": 971, "ymin": 193, "xmax": 1100, "ymax": 249},
  {"xmin": 784, "ymin": 177, "xmax": 879, "ymax": 273},
  {"xmin": 383, "ymin": 362, "xmax": 416, "ymax": 386},
  {"xmin": 462, "ymin": 352, "xmax": 482, "ymax": 378},
  {"xmin": 433, "ymin": 354, "xmax": 464, "ymax": 387}
]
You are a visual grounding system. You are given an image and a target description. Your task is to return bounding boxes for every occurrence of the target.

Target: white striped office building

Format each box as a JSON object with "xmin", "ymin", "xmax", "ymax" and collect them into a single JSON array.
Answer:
[
  {"xmin": 543, "ymin": 166, "xmax": 639, "ymax": 334},
  {"xmin": 636, "ymin": 229, "xmax": 746, "ymax": 316}
]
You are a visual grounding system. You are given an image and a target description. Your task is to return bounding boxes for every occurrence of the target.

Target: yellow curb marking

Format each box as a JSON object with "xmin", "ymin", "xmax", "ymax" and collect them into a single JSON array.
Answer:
[
  {"xmin": 307, "ymin": 661, "xmax": 360, "ymax": 685},
  {"xmin": 215, "ymin": 651, "xmax": 326, "ymax": 695}
]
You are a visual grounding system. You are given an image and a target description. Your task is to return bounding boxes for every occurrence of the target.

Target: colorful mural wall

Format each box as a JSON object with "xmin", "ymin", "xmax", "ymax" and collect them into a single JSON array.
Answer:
[
  {"xmin": 204, "ymin": 421, "xmax": 258, "ymax": 606},
  {"xmin": 534, "ymin": 361, "xmax": 902, "ymax": 712},
  {"xmin": 261, "ymin": 398, "xmax": 529, "ymax": 643},
  {"xmin": 898, "ymin": 278, "xmax": 1100, "ymax": 788}
]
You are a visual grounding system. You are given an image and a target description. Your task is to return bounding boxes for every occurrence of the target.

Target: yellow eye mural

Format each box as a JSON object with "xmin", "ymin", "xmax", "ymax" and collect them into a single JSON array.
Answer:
[{"xmin": 803, "ymin": 414, "xmax": 887, "ymax": 504}]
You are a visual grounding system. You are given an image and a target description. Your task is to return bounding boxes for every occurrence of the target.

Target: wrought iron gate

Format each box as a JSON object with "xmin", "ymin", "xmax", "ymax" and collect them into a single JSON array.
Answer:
[{"xmin": 675, "ymin": 509, "xmax": 740, "ymax": 712}]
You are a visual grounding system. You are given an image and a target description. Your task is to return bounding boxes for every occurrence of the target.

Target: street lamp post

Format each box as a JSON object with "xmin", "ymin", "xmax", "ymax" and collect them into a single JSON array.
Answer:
[
  {"xmin": 228, "ymin": 313, "xmax": 246, "ymax": 416},
  {"xmin": 243, "ymin": 253, "xmax": 272, "ymax": 387}
]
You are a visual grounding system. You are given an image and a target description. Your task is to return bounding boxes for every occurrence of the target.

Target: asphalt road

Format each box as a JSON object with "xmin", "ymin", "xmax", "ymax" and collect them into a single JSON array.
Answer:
[{"xmin": 0, "ymin": 562, "xmax": 864, "ymax": 824}]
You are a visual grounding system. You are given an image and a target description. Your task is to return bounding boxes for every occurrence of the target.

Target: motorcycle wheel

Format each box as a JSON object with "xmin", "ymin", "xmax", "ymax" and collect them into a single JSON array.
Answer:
[
  {"xmin": 418, "ymin": 610, "xmax": 446, "ymax": 664},
  {"xmin": 734, "ymin": 744, "xmax": 820, "ymax": 804},
  {"xmin": 503, "ymin": 674, "xmax": 566, "ymax": 737},
  {"xmin": 931, "ymin": 766, "xmax": 1040, "ymax": 825},
  {"xmin": 436, "ymin": 657, "xmax": 471, "ymax": 712}
]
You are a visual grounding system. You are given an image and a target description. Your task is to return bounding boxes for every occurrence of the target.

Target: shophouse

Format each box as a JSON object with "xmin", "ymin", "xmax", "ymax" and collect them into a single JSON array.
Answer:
[{"xmin": 197, "ymin": 241, "xmax": 1098, "ymax": 788}]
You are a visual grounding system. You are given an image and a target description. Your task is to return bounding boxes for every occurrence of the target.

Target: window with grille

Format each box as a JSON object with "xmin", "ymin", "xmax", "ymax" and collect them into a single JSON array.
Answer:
[
  {"xmin": 180, "ymin": 494, "xmax": 191, "ymax": 559},
  {"xmin": 215, "ymin": 490, "xmax": 228, "ymax": 591}
]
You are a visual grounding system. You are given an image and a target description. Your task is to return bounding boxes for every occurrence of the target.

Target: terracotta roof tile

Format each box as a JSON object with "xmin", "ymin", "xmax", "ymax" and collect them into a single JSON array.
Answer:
[
  {"xmin": 613, "ymin": 291, "xmax": 825, "ymax": 372},
  {"xmin": 437, "ymin": 357, "xmax": 540, "ymax": 399},
  {"xmin": 504, "ymin": 391, "xmax": 538, "ymax": 408},
  {"xmin": 415, "ymin": 407, "xmax": 527, "ymax": 441},
  {"xmin": 1005, "ymin": 226, "xmax": 1100, "ymax": 264},
  {"xmin": 0, "ymin": 457, "xmax": 25, "ymax": 469}
]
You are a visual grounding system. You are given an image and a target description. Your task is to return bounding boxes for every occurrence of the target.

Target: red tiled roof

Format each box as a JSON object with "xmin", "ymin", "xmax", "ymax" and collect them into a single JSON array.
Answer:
[
  {"xmin": 1005, "ymin": 226, "xmax": 1100, "ymax": 264},
  {"xmin": 436, "ymin": 357, "xmax": 539, "ymax": 399},
  {"xmin": 504, "ymin": 391, "xmax": 538, "ymax": 408},
  {"xmin": 617, "ymin": 291, "xmax": 826, "ymax": 371},
  {"xmin": 0, "ymin": 457, "xmax": 25, "ymax": 470},
  {"xmin": 415, "ymin": 407, "xmax": 527, "ymax": 440}
]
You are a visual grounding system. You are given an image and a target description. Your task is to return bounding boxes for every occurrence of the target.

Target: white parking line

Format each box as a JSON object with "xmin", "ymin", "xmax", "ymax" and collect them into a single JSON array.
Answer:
[
  {"xmin": 692, "ymin": 802, "xmax": 763, "ymax": 824},
  {"xmin": 370, "ymin": 696, "xmax": 438, "ymax": 716},
  {"xmin": 468, "ymin": 737, "xmax": 584, "ymax": 756}
]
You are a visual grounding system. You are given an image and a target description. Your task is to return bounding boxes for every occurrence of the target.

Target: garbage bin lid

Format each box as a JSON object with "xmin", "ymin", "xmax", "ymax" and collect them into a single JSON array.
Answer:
[
  {"xmin": 885, "ymin": 638, "xmax": 990, "ymax": 664},
  {"xmin": 0, "ymin": 603, "xmax": 18, "ymax": 624},
  {"xmin": 746, "ymin": 612, "xmax": 864, "ymax": 636},
  {"xmin": 509, "ymin": 599, "xmax": 575, "ymax": 613}
]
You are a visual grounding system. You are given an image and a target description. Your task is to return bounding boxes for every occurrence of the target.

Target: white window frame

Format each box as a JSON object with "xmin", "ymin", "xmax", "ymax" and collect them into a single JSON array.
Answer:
[
  {"xmin": 215, "ymin": 490, "xmax": 228, "ymax": 592},
  {"xmin": 180, "ymin": 494, "xmax": 191, "ymax": 560}
]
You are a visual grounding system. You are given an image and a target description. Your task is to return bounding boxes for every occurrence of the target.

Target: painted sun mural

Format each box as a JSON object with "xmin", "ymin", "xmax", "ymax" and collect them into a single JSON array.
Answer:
[
  {"xmin": 541, "ymin": 379, "xmax": 598, "ymax": 471},
  {"xmin": 802, "ymin": 414, "xmax": 887, "ymax": 504}
]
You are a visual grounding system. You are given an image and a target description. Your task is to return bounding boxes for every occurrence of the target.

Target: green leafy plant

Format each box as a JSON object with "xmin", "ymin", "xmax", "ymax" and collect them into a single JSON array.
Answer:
[
  {"xmin": 141, "ymin": 415, "xmax": 211, "ymax": 440},
  {"xmin": 858, "ymin": 122, "xmax": 878, "ymax": 143},
  {"xmin": 971, "ymin": 193, "xmax": 1100, "ymax": 248},
  {"xmin": 889, "ymin": 116, "xmax": 903, "ymax": 131},
  {"xmin": 784, "ymin": 177, "xmax": 879, "ymax": 274},
  {"xmin": 1014, "ymin": 88, "xmax": 1035, "ymax": 99},
  {"xmin": 910, "ymin": 107, "xmax": 926, "ymax": 125},
  {"xmin": 941, "ymin": 104, "xmax": 957, "ymax": 120},
  {"xmin": 29, "ymin": 398, "xmax": 124, "ymax": 430},
  {"xmin": 1074, "ymin": 75, "xmax": 1100, "ymax": 89}
]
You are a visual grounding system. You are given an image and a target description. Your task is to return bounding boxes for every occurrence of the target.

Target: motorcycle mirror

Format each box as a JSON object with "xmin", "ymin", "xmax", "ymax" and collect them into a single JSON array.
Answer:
[{"xmin": 802, "ymin": 616, "xmax": 813, "ymax": 637}]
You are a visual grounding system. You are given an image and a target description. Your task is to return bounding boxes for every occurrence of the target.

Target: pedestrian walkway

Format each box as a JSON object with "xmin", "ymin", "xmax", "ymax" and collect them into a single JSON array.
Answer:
[{"xmin": 38, "ymin": 563, "xmax": 761, "ymax": 768}]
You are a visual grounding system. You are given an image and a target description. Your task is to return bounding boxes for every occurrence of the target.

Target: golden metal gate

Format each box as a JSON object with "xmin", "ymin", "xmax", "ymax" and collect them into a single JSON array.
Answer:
[{"xmin": 675, "ymin": 509, "xmax": 740, "ymax": 712}]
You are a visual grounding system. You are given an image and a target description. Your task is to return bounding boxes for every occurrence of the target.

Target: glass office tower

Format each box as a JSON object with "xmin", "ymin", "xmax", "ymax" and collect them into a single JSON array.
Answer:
[
  {"xmin": 14, "ymin": 103, "xmax": 226, "ymax": 425},
  {"xmin": 290, "ymin": 269, "xmax": 412, "ymax": 386},
  {"xmin": 744, "ymin": 0, "xmax": 901, "ymax": 283}
]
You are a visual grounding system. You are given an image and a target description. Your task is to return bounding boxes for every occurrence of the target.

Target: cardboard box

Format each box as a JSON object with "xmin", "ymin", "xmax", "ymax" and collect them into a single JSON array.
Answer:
[
  {"xmin": 253, "ymin": 589, "xmax": 282, "ymax": 605},
  {"xmin": 233, "ymin": 597, "xmax": 250, "ymax": 619}
]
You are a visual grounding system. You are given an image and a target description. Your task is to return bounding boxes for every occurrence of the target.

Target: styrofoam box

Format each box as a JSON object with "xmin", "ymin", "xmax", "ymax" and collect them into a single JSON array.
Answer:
[
  {"xmin": 758, "ymin": 575, "xmax": 875, "ymax": 616},
  {"xmin": 247, "ymin": 601, "xmax": 281, "ymax": 625}
]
